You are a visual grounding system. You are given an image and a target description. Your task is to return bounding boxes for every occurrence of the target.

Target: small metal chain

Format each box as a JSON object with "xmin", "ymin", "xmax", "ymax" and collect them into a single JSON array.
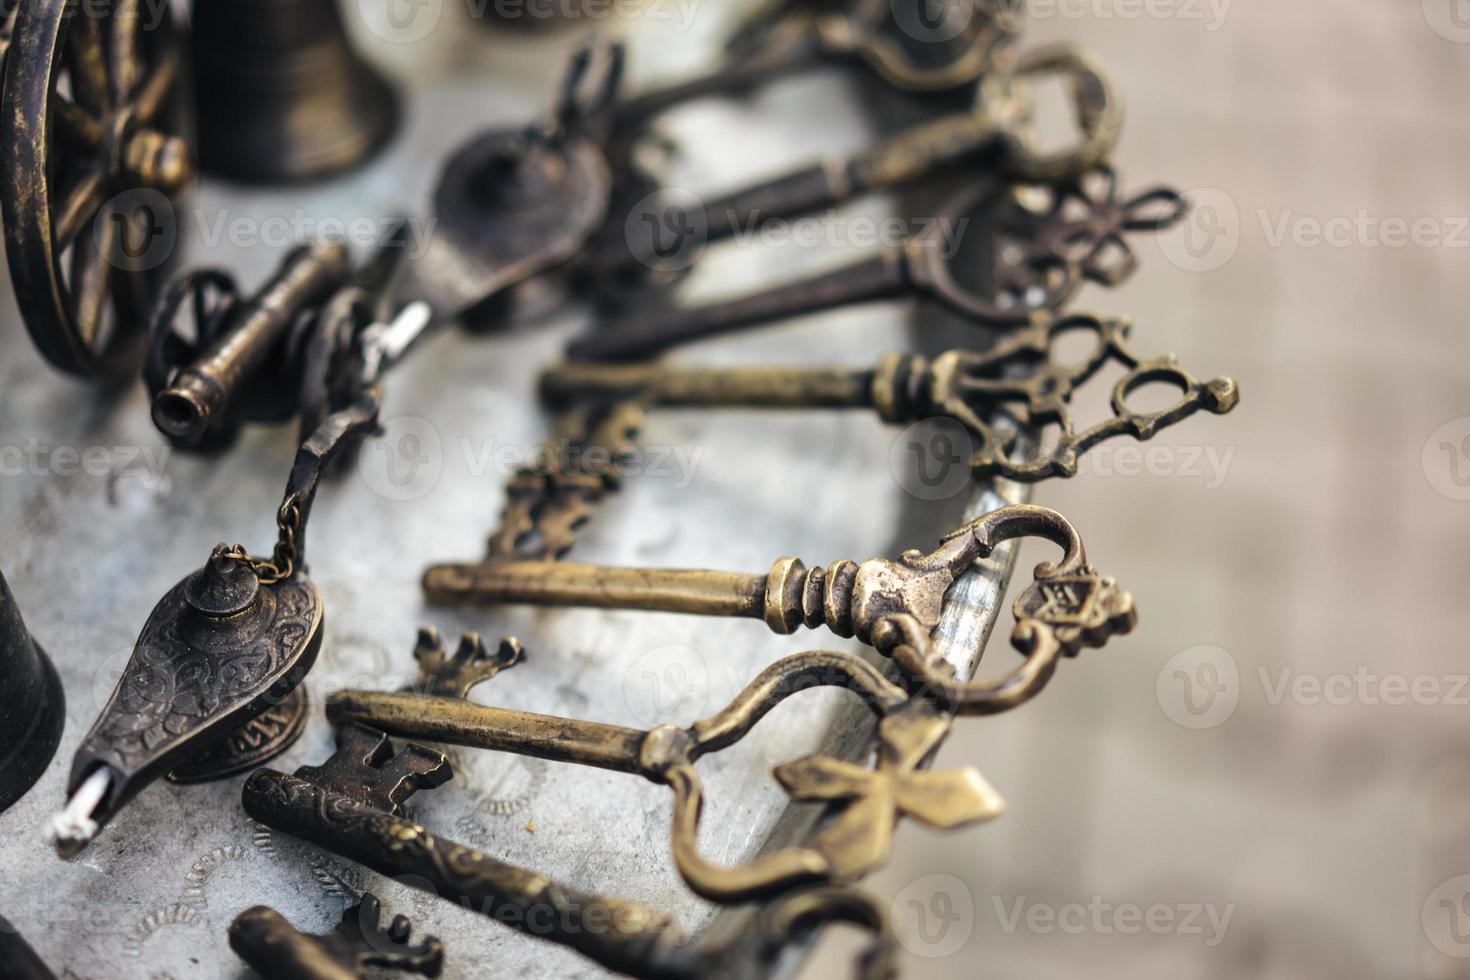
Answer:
[{"xmin": 221, "ymin": 494, "xmax": 303, "ymax": 585}]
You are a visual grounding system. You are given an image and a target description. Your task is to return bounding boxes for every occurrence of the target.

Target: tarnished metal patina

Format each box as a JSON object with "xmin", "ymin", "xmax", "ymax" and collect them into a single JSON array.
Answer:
[
  {"xmin": 551, "ymin": 310, "xmax": 1239, "ymax": 477},
  {"xmin": 603, "ymin": 43, "xmax": 1121, "ymax": 279},
  {"xmin": 573, "ymin": 168, "xmax": 1177, "ymax": 361},
  {"xmin": 145, "ymin": 241, "xmax": 352, "ymax": 448},
  {"xmin": 248, "ymin": 640, "xmax": 901, "ymax": 978},
  {"xmin": 0, "ymin": 0, "xmax": 194, "ymax": 378},
  {"xmin": 398, "ymin": 41, "xmax": 621, "ymax": 325},
  {"xmin": 51, "ymin": 388, "xmax": 382, "ymax": 857},
  {"xmin": 191, "ymin": 0, "xmax": 399, "ymax": 184},
  {"xmin": 327, "ymin": 635, "xmax": 1003, "ymax": 902},
  {"xmin": 611, "ymin": 0, "xmax": 1022, "ymax": 129},
  {"xmin": 0, "ymin": 566, "xmax": 63, "ymax": 814},
  {"xmin": 463, "ymin": 310, "xmax": 1237, "ymax": 563},
  {"xmin": 229, "ymin": 894, "xmax": 445, "ymax": 980}
]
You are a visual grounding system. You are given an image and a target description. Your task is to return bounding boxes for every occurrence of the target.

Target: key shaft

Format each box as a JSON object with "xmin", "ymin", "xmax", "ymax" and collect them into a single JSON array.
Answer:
[
  {"xmin": 569, "ymin": 251, "xmax": 908, "ymax": 362},
  {"xmin": 424, "ymin": 562, "xmax": 768, "ymax": 620},
  {"xmin": 541, "ymin": 361, "xmax": 877, "ymax": 409},
  {"xmin": 328, "ymin": 690, "xmax": 648, "ymax": 775}
]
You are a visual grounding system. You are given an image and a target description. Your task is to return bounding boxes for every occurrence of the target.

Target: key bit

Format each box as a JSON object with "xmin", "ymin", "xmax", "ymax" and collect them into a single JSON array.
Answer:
[
  {"xmin": 551, "ymin": 311, "xmax": 1240, "ymax": 483},
  {"xmin": 486, "ymin": 400, "xmax": 644, "ymax": 562},
  {"xmin": 229, "ymin": 894, "xmax": 444, "ymax": 980},
  {"xmin": 295, "ymin": 723, "xmax": 451, "ymax": 813},
  {"xmin": 244, "ymin": 722, "xmax": 684, "ymax": 977},
  {"xmin": 407, "ymin": 627, "xmax": 524, "ymax": 697},
  {"xmin": 329, "ymin": 631, "xmax": 1007, "ymax": 901}
]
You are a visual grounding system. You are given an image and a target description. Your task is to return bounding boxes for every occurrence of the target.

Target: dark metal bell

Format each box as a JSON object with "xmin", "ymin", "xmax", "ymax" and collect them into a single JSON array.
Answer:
[
  {"xmin": 0, "ymin": 567, "xmax": 64, "ymax": 814},
  {"xmin": 191, "ymin": 0, "xmax": 400, "ymax": 183}
]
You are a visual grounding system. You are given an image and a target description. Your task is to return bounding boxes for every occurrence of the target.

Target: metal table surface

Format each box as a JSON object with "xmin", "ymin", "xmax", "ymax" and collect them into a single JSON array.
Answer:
[{"xmin": 0, "ymin": 6, "xmax": 1028, "ymax": 978}]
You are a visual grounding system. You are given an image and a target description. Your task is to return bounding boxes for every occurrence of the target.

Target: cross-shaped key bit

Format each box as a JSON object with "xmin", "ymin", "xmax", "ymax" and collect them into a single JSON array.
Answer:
[
  {"xmin": 329, "ymin": 634, "xmax": 1005, "ymax": 902},
  {"xmin": 293, "ymin": 724, "xmax": 451, "ymax": 813},
  {"xmin": 425, "ymin": 503, "xmax": 1136, "ymax": 710},
  {"xmin": 229, "ymin": 893, "xmax": 444, "ymax": 980}
]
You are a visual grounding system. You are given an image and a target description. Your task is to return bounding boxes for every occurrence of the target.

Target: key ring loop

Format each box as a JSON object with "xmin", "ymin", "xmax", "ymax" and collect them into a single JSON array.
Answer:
[{"xmin": 997, "ymin": 43, "xmax": 1125, "ymax": 182}]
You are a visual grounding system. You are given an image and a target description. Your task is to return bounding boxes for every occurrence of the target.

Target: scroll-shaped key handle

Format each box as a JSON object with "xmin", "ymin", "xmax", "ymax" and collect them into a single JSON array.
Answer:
[
  {"xmin": 426, "ymin": 503, "xmax": 1133, "ymax": 645},
  {"xmin": 146, "ymin": 241, "xmax": 350, "ymax": 447}
]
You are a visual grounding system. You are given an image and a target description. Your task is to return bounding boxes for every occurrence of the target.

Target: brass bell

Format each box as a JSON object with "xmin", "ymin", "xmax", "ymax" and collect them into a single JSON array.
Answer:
[
  {"xmin": 191, "ymin": 0, "xmax": 400, "ymax": 183},
  {"xmin": 0, "ymin": 567, "xmax": 64, "ymax": 814}
]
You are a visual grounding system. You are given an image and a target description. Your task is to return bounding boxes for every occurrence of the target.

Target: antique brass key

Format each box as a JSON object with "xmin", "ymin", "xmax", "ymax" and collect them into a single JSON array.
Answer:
[
  {"xmin": 572, "ymin": 169, "xmax": 1181, "ymax": 361},
  {"xmin": 328, "ymin": 631, "xmax": 1007, "ymax": 903},
  {"xmin": 242, "ymin": 722, "xmax": 680, "ymax": 976},
  {"xmin": 426, "ymin": 504, "xmax": 1137, "ymax": 712},
  {"xmin": 472, "ymin": 312, "xmax": 1236, "ymax": 563},
  {"xmin": 551, "ymin": 311, "xmax": 1238, "ymax": 483},
  {"xmin": 243, "ymin": 717, "xmax": 895, "ymax": 978},
  {"xmin": 607, "ymin": 44, "xmax": 1122, "ymax": 277},
  {"xmin": 612, "ymin": 0, "xmax": 1020, "ymax": 131}
]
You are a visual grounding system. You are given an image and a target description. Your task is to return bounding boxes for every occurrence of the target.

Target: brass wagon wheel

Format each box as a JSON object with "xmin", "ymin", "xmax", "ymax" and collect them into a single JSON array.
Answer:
[{"xmin": 1, "ymin": 0, "xmax": 193, "ymax": 378}]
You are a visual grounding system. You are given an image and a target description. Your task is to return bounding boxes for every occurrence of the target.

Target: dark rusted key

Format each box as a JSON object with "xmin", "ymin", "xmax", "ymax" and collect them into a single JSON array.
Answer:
[
  {"xmin": 573, "ymin": 169, "xmax": 1183, "ymax": 362},
  {"xmin": 241, "ymin": 722, "xmax": 686, "ymax": 977},
  {"xmin": 610, "ymin": 43, "xmax": 1122, "ymax": 277},
  {"xmin": 612, "ymin": 0, "xmax": 1021, "ymax": 130}
]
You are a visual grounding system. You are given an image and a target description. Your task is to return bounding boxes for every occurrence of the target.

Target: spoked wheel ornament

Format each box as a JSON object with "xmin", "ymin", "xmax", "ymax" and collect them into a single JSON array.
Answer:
[{"xmin": 1, "ymin": 0, "xmax": 193, "ymax": 378}]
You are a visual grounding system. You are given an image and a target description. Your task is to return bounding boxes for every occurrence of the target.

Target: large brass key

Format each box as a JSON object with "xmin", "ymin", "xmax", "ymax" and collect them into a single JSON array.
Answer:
[{"xmin": 551, "ymin": 311, "xmax": 1238, "ymax": 484}]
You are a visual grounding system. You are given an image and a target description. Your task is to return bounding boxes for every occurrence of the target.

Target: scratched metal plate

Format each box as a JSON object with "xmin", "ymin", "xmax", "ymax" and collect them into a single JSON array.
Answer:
[{"xmin": 0, "ymin": 7, "xmax": 1027, "ymax": 978}]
